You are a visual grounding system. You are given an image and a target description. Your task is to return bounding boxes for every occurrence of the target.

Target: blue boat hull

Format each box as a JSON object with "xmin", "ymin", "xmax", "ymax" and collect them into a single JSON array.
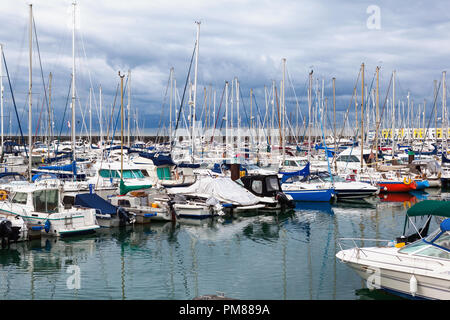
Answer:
[
  {"xmin": 284, "ymin": 189, "xmax": 334, "ymax": 202},
  {"xmin": 414, "ymin": 180, "xmax": 429, "ymax": 190}
]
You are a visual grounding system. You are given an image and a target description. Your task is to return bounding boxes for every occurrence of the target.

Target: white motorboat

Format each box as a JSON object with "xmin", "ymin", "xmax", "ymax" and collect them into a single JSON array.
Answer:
[
  {"xmin": 109, "ymin": 188, "xmax": 175, "ymax": 223},
  {"xmin": 0, "ymin": 184, "xmax": 100, "ymax": 237},
  {"xmin": 336, "ymin": 200, "xmax": 450, "ymax": 300}
]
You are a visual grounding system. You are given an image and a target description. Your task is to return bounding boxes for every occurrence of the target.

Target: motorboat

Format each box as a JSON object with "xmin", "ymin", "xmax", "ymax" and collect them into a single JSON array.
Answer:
[
  {"xmin": 109, "ymin": 188, "xmax": 176, "ymax": 223},
  {"xmin": 336, "ymin": 200, "xmax": 450, "ymax": 300},
  {"xmin": 73, "ymin": 193, "xmax": 135, "ymax": 228},
  {"xmin": 166, "ymin": 176, "xmax": 265, "ymax": 215},
  {"xmin": 0, "ymin": 184, "xmax": 100, "ymax": 237},
  {"xmin": 279, "ymin": 163, "xmax": 335, "ymax": 202},
  {"xmin": 308, "ymin": 172, "xmax": 379, "ymax": 200},
  {"xmin": 240, "ymin": 174, "xmax": 295, "ymax": 211}
]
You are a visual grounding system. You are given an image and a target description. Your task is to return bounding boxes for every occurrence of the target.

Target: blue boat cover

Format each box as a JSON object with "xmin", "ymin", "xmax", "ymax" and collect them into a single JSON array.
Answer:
[
  {"xmin": 280, "ymin": 162, "xmax": 311, "ymax": 184},
  {"xmin": 0, "ymin": 172, "xmax": 23, "ymax": 179},
  {"xmin": 38, "ymin": 161, "xmax": 77, "ymax": 176},
  {"xmin": 32, "ymin": 172, "xmax": 58, "ymax": 182},
  {"xmin": 177, "ymin": 163, "xmax": 201, "ymax": 168},
  {"xmin": 138, "ymin": 152, "xmax": 175, "ymax": 166},
  {"xmin": 74, "ymin": 193, "xmax": 117, "ymax": 215},
  {"xmin": 44, "ymin": 153, "xmax": 72, "ymax": 164}
]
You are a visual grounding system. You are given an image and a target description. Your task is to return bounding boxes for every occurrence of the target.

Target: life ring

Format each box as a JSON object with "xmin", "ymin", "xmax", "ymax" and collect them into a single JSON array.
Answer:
[
  {"xmin": 0, "ymin": 190, "xmax": 8, "ymax": 201},
  {"xmin": 403, "ymin": 177, "xmax": 412, "ymax": 185}
]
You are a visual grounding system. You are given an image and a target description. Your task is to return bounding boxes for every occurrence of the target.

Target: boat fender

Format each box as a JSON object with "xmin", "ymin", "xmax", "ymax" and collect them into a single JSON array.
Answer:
[
  {"xmin": 44, "ymin": 220, "xmax": 51, "ymax": 233},
  {"xmin": 0, "ymin": 190, "xmax": 8, "ymax": 201},
  {"xmin": 410, "ymin": 275, "xmax": 417, "ymax": 297},
  {"xmin": 403, "ymin": 177, "xmax": 412, "ymax": 185}
]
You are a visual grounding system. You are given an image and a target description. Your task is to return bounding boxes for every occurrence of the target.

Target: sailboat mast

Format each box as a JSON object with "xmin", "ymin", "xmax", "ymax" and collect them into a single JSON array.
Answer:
[
  {"xmin": 282, "ymin": 58, "xmax": 286, "ymax": 162},
  {"xmin": 225, "ymin": 81, "xmax": 229, "ymax": 157},
  {"xmin": 391, "ymin": 70, "xmax": 396, "ymax": 157},
  {"xmin": 375, "ymin": 66, "xmax": 380, "ymax": 166},
  {"xmin": 99, "ymin": 84, "xmax": 103, "ymax": 145},
  {"xmin": 71, "ymin": 2, "xmax": 76, "ymax": 165},
  {"xmin": 28, "ymin": 4, "xmax": 33, "ymax": 181},
  {"xmin": 332, "ymin": 77, "xmax": 336, "ymax": 171},
  {"xmin": 127, "ymin": 69, "xmax": 131, "ymax": 147},
  {"xmin": 48, "ymin": 72, "xmax": 53, "ymax": 151},
  {"xmin": 119, "ymin": 71, "xmax": 125, "ymax": 179},
  {"xmin": 169, "ymin": 67, "xmax": 173, "ymax": 144},
  {"xmin": 0, "ymin": 43, "xmax": 3, "ymax": 149},
  {"xmin": 443, "ymin": 71, "xmax": 447, "ymax": 148},
  {"xmin": 361, "ymin": 63, "xmax": 364, "ymax": 169},
  {"xmin": 308, "ymin": 71, "xmax": 312, "ymax": 162},
  {"xmin": 192, "ymin": 21, "xmax": 200, "ymax": 160},
  {"xmin": 89, "ymin": 86, "xmax": 92, "ymax": 147}
]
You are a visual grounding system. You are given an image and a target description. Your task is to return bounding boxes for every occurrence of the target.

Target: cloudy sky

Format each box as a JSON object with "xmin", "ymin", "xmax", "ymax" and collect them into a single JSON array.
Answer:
[{"xmin": 0, "ymin": 0, "xmax": 449, "ymax": 137}]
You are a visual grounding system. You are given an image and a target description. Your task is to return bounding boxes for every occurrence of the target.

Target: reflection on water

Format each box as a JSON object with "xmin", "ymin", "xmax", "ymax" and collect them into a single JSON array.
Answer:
[{"xmin": 0, "ymin": 192, "xmax": 444, "ymax": 300}]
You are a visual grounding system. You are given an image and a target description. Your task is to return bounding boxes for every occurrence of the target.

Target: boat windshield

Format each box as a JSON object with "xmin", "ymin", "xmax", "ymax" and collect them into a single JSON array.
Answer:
[
  {"xmin": 266, "ymin": 176, "xmax": 280, "ymax": 192},
  {"xmin": 32, "ymin": 189, "xmax": 59, "ymax": 213},
  {"xmin": 0, "ymin": 174, "xmax": 26, "ymax": 184},
  {"xmin": 337, "ymin": 155, "xmax": 359, "ymax": 163},
  {"xmin": 399, "ymin": 229, "xmax": 450, "ymax": 260},
  {"xmin": 11, "ymin": 192, "xmax": 28, "ymax": 204}
]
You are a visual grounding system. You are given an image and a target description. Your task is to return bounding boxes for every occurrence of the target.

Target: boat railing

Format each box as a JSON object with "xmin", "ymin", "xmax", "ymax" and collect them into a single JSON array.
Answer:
[{"xmin": 337, "ymin": 237, "xmax": 446, "ymax": 267}]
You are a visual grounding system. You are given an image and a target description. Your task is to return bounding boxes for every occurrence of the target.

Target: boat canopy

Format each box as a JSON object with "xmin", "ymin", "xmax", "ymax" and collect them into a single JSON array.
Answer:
[
  {"xmin": 74, "ymin": 193, "xmax": 117, "ymax": 215},
  {"xmin": 280, "ymin": 162, "xmax": 310, "ymax": 184},
  {"xmin": 138, "ymin": 152, "xmax": 175, "ymax": 166},
  {"xmin": 38, "ymin": 161, "xmax": 77, "ymax": 176},
  {"xmin": 407, "ymin": 200, "xmax": 450, "ymax": 218},
  {"xmin": 119, "ymin": 179, "xmax": 151, "ymax": 195}
]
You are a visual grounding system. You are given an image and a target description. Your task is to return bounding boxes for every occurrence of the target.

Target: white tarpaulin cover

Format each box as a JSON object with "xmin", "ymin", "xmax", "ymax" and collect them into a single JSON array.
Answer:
[{"xmin": 167, "ymin": 177, "xmax": 260, "ymax": 206}]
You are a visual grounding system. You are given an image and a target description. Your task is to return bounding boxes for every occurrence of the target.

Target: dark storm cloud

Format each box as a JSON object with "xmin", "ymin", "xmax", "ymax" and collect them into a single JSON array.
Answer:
[{"xmin": 0, "ymin": 0, "xmax": 449, "ymax": 134}]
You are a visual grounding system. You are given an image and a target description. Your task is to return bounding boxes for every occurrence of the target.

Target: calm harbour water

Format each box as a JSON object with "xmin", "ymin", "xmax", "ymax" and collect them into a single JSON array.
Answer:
[{"xmin": 0, "ymin": 189, "xmax": 447, "ymax": 300}]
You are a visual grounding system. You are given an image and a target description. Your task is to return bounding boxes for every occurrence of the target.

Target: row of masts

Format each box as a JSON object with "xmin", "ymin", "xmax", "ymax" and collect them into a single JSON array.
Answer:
[{"xmin": 3, "ymin": 4, "xmax": 450, "ymax": 179}]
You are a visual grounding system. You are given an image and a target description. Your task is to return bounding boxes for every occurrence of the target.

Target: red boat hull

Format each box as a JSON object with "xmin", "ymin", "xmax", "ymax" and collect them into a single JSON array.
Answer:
[{"xmin": 377, "ymin": 181, "xmax": 416, "ymax": 193}]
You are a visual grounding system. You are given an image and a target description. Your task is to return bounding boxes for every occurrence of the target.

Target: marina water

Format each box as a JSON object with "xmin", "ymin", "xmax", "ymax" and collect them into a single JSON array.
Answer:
[{"xmin": 0, "ymin": 190, "xmax": 446, "ymax": 300}]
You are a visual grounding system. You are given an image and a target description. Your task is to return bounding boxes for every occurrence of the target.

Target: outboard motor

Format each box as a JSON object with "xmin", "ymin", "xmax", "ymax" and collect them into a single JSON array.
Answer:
[
  {"xmin": 0, "ymin": 219, "xmax": 15, "ymax": 248},
  {"xmin": 276, "ymin": 191, "xmax": 295, "ymax": 211},
  {"xmin": 117, "ymin": 207, "xmax": 133, "ymax": 226},
  {"xmin": 166, "ymin": 198, "xmax": 177, "ymax": 223}
]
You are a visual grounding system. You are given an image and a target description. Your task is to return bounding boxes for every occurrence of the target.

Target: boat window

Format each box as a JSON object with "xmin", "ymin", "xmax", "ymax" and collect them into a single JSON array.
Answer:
[
  {"xmin": 156, "ymin": 167, "xmax": 171, "ymax": 180},
  {"xmin": 433, "ymin": 231, "xmax": 450, "ymax": 251},
  {"xmin": 118, "ymin": 200, "xmax": 131, "ymax": 208},
  {"xmin": 141, "ymin": 170, "xmax": 149, "ymax": 177},
  {"xmin": 251, "ymin": 180, "xmax": 263, "ymax": 195},
  {"xmin": 0, "ymin": 175, "xmax": 19, "ymax": 183},
  {"xmin": 33, "ymin": 189, "xmax": 59, "ymax": 213},
  {"xmin": 337, "ymin": 155, "xmax": 360, "ymax": 162},
  {"xmin": 399, "ymin": 239, "xmax": 429, "ymax": 254},
  {"xmin": 11, "ymin": 192, "xmax": 28, "ymax": 204},
  {"xmin": 415, "ymin": 245, "xmax": 450, "ymax": 260},
  {"xmin": 266, "ymin": 176, "xmax": 280, "ymax": 192},
  {"xmin": 99, "ymin": 169, "xmax": 120, "ymax": 179}
]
